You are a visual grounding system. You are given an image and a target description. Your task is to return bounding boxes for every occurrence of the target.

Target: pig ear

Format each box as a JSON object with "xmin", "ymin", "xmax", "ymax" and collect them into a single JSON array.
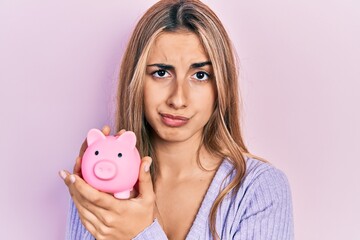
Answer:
[
  {"xmin": 117, "ymin": 131, "xmax": 137, "ymax": 149},
  {"xmin": 87, "ymin": 129, "xmax": 106, "ymax": 146}
]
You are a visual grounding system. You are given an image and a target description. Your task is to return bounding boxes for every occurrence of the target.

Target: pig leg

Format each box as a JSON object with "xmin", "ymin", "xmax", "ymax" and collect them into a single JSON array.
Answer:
[{"xmin": 114, "ymin": 188, "xmax": 133, "ymax": 199}]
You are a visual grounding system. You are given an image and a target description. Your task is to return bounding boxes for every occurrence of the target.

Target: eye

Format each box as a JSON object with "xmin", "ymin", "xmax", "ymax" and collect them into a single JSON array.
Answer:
[
  {"xmin": 95, "ymin": 150, "xmax": 99, "ymax": 155},
  {"xmin": 118, "ymin": 153, "xmax": 122, "ymax": 158},
  {"xmin": 192, "ymin": 71, "xmax": 210, "ymax": 81},
  {"xmin": 152, "ymin": 69, "xmax": 170, "ymax": 78}
]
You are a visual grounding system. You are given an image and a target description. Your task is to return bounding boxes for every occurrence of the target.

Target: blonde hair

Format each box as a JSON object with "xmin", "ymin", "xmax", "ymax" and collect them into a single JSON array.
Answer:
[{"xmin": 115, "ymin": 0, "xmax": 259, "ymax": 237}]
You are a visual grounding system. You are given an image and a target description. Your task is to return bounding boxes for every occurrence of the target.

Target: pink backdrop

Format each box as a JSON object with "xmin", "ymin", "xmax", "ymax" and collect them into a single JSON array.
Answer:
[{"xmin": 1, "ymin": 0, "xmax": 359, "ymax": 239}]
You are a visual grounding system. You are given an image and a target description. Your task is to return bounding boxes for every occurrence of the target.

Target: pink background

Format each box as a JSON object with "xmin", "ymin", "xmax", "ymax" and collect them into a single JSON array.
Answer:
[{"xmin": 1, "ymin": 0, "xmax": 359, "ymax": 239}]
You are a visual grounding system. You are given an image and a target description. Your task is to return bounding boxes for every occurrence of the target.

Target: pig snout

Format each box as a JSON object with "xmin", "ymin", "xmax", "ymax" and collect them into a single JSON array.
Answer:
[{"xmin": 93, "ymin": 160, "xmax": 117, "ymax": 180}]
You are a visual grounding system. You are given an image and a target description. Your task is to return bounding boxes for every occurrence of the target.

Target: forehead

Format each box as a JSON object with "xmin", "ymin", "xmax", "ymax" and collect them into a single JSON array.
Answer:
[{"xmin": 147, "ymin": 31, "xmax": 209, "ymax": 62}]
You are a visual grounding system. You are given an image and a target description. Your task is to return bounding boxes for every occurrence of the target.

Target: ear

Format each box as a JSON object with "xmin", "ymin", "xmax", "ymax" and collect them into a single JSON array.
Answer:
[
  {"xmin": 117, "ymin": 131, "xmax": 137, "ymax": 149},
  {"xmin": 87, "ymin": 129, "xmax": 106, "ymax": 146}
]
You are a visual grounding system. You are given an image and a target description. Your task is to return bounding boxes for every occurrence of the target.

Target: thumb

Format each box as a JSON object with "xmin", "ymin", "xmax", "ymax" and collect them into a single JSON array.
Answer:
[{"xmin": 138, "ymin": 156, "xmax": 154, "ymax": 199}]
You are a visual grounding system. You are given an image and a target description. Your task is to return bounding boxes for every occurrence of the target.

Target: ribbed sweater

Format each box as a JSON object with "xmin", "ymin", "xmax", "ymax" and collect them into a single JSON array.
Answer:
[{"xmin": 66, "ymin": 157, "xmax": 294, "ymax": 239}]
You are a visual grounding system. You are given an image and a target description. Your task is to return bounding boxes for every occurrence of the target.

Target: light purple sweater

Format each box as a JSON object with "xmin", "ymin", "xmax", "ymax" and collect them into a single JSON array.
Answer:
[{"xmin": 66, "ymin": 157, "xmax": 294, "ymax": 239}]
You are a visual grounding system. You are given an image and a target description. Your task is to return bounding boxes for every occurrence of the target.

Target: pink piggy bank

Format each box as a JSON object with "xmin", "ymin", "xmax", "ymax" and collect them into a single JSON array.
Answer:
[{"xmin": 81, "ymin": 128, "xmax": 141, "ymax": 199}]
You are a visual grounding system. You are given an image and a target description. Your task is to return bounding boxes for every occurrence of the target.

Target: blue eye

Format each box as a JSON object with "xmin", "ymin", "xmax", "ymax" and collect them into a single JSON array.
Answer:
[
  {"xmin": 153, "ymin": 69, "xmax": 170, "ymax": 78},
  {"xmin": 192, "ymin": 71, "xmax": 209, "ymax": 81}
]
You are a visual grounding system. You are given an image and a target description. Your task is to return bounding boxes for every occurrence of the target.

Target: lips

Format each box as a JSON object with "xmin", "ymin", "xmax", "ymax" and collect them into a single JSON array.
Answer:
[{"xmin": 160, "ymin": 113, "xmax": 189, "ymax": 127}]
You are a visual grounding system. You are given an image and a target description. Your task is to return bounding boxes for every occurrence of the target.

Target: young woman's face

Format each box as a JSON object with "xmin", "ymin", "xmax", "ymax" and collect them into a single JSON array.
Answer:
[{"xmin": 143, "ymin": 31, "xmax": 216, "ymax": 143}]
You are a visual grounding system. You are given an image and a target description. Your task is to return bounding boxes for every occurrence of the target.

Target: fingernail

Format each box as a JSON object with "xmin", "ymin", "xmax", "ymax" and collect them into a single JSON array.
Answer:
[
  {"xmin": 117, "ymin": 129, "xmax": 126, "ymax": 136},
  {"xmin": 70, "ymin": 175, "xmax": 76, "ymax": 183},
  {"xmin": 144, "ymin": 163, "xmax": 150, "ymax": 173},
  {"xmin": 59, "ymin": 170, "xmax": 67, "ymax": 180}
]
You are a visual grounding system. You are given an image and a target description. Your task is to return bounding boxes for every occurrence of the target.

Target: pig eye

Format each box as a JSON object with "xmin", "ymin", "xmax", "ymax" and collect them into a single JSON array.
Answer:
[
  {"xmin": 118, "ymin": 153, "xmax": 122, "ymax": 158},
  {"xmin": 95, "ymin": 151, "xmax": 99, "ymax": 155}
]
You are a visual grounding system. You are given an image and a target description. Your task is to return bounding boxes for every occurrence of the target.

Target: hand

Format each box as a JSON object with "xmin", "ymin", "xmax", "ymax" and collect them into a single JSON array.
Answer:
[{"xmin": 60, "ymin": 156, "xmax": 155, "ymax": 240}]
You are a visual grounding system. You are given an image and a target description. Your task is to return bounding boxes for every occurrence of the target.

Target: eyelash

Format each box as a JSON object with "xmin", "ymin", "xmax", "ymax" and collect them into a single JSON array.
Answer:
[
  {"xmin": 152, "ymin": 69, "xmax": 170, "ymax": 78},
  {"xmin": 151, "ymin": 69, "xmax": 210, "ymax": 82},
  {"xmin": 192, "ymin": 71, "xmax": 210, "ymax": 82}
]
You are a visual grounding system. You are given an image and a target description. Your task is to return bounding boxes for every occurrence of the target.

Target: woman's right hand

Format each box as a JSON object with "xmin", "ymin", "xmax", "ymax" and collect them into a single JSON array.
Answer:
[
  {"xmin": 60, "ymin": 126, "xmax": 155, "ymax": 239},
  {"xmin": 62, "ymin": 156, "xmax": 155, "ymax": 240}
]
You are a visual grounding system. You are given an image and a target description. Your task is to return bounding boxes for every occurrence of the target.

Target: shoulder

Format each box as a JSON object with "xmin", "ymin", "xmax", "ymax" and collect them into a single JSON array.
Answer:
[
  {"xmin": 244, "ymin": 157, "xmax": 290, "ymax": 197},
  {"xmin": 220, "ymin": 157, "xmax": 291, "ymax": 198},
  {"xmin": 215, "ymin": 157, "xmax": 294, "ymax": 238},
  {"xmin": 217, "ymin": 157, "xmax": 293, "ymax": 220}
]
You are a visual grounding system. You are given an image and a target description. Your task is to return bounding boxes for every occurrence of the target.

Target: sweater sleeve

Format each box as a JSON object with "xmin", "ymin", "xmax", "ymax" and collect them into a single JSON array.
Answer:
[
  {"xmin": 65, "ymin": 199, "xmax": 95, "ymax": 240},
  {"xmin": 132, "ymin": 219, "xmax": 168, "ymax": 240},
  {"xmin": 65, "ymin": 199, "xmax": 168, "ymax": 240},
  {"xmin": 232, "ymin": 167, "xmax": 294, "ymax": 240}
]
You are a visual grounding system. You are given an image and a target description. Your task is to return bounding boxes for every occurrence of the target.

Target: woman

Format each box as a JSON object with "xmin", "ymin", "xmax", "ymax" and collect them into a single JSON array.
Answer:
[{"xmin": 60, "ymin": 0, "xmax": 294, "ymax": 239}]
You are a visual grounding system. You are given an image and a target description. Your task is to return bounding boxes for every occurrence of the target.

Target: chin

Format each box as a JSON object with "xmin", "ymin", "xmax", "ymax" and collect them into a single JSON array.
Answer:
[
  {"xmin": 154, "ymin": 126, "xmax": 202, "ymax": 144},
  {"xmin": 156, "ymin": 129, "xmax": 187, "ymax": 142}
]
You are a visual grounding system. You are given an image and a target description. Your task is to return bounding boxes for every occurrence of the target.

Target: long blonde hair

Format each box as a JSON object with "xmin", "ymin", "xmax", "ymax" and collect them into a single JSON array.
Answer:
[{"xmin": 116, "ymin": 0, "xmax": 256, "ymax": 237}]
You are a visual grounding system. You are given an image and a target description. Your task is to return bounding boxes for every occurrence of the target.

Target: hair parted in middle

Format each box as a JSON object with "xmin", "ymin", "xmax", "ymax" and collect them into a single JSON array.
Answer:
[{"xmin": 115, "ymin": 0, "xmax": 258, "ymax": 237}]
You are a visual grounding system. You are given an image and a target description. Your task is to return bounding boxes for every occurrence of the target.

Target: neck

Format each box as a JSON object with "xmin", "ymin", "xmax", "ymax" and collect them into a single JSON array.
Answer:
[
  {"xmin": 152, "ymin": 132, "xmax": 204, "ymax": 180},
  {"xmin": 152, "ymin": 133, "xmax": 222, "ymax": 181}
]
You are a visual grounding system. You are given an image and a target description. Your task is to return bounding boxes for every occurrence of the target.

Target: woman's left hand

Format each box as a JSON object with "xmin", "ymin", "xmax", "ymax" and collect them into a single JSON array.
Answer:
[{"xmin": 60, "ymin": 156, "xmax": 155, "ymax": 240}]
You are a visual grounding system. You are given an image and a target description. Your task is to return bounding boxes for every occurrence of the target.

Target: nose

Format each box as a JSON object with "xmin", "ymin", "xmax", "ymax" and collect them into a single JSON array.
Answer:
[
  {"xmin": 93, "ymin": 160, "xmax": 117, "ymax": 180},
  {"xmin": 166, "ymin": 78, "xmax": 188, "ymax": 109}
]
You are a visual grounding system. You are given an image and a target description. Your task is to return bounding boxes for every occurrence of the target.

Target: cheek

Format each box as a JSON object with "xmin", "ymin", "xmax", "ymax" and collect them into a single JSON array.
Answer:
[
  {"xmin": 143, "ymin": 79, "xmax": 153, "ymax": 104},
  {"xmin": 196, "ymin": 85, "xmax": 216, "ymax": 111},
  {"xmin": 143, "ymin": 79, "xmax": 162, "ymax": 115}
]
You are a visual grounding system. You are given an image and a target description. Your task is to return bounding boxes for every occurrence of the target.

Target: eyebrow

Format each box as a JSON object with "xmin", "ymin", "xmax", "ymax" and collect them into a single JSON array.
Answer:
[{"xmin": 147, "ymin": 61, "xmax": 212, "ymax": 70}]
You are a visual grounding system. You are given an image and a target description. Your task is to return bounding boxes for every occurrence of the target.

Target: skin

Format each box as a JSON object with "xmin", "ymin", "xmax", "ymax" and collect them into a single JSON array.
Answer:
[
  {"xmin": 144, "ymin": 31, "xmax": 220, "ymax": 239},
  {"xmin": 61, "ymin": 126, "xmax": 155, "ymax": 240},
  {"xmin": 60, "ymin": 31, "xmax": 221, "ymax": 240}
]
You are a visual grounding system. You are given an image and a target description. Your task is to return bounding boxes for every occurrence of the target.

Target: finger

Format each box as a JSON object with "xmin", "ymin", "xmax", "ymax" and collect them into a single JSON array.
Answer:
[
  {"xmin": 73, "ymin": 156, "xmax": 82, "ymax": 176},
  {"xmin": 59, "ymin": 169, "xmax": 74, "ymax": 187},
  {"xmin": 61, "ymin": 170, "xmax": 114, "ymax": 211},
  {"xmin": 60, "ymin": 170, "xmax": 104, "ymax": 225},
  {"xmin": 115, "ymin": 129, "xmax": 126, "ymax": 136},
  {"xmin": 59, "ymin": 169, "xmax": 70, "ymax": 182},
  {"xmin": 67, "ymin": 174, "xmax": 116, "ymax": 211},
  {"xmin": 101, "ymin": 125, "xmax": 111, "ymax": 136},
  {"xmin": 79, "ymin": 138, "xmax": 88, "ymax": 157},
  {"xmin": 60, "ymin": 169, "xmax": 78, "ymax": 200},
  {"xmin": 78, "ymin": 217, "xmax": 98, "ymax": 239},
  {"xmin": 129, "ymin": 188, "xmax": 139, "ymax": 198},
  {"xmin": 71, "ymin": 191, "xmax": 107, "ymax": 237},
  {"xmin": 64, "ymin": 172, "xmax": 111, "ymax": 223},
  {"xmin": 65, "ymin": 173, "xmax": 117, "ymax": 228},
  {"xmin": 73, "ymin": 195, "xmax": 101, "ymax": 227},
  {"xmin": 137, "ymin": 156, "xmax": 154, "ymax": 200}
]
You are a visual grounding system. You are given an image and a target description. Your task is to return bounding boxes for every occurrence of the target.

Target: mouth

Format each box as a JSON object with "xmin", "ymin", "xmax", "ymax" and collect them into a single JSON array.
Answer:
[{"xmin": 160, "ymin": 113, "xmax": 190, "ymax": 127}]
